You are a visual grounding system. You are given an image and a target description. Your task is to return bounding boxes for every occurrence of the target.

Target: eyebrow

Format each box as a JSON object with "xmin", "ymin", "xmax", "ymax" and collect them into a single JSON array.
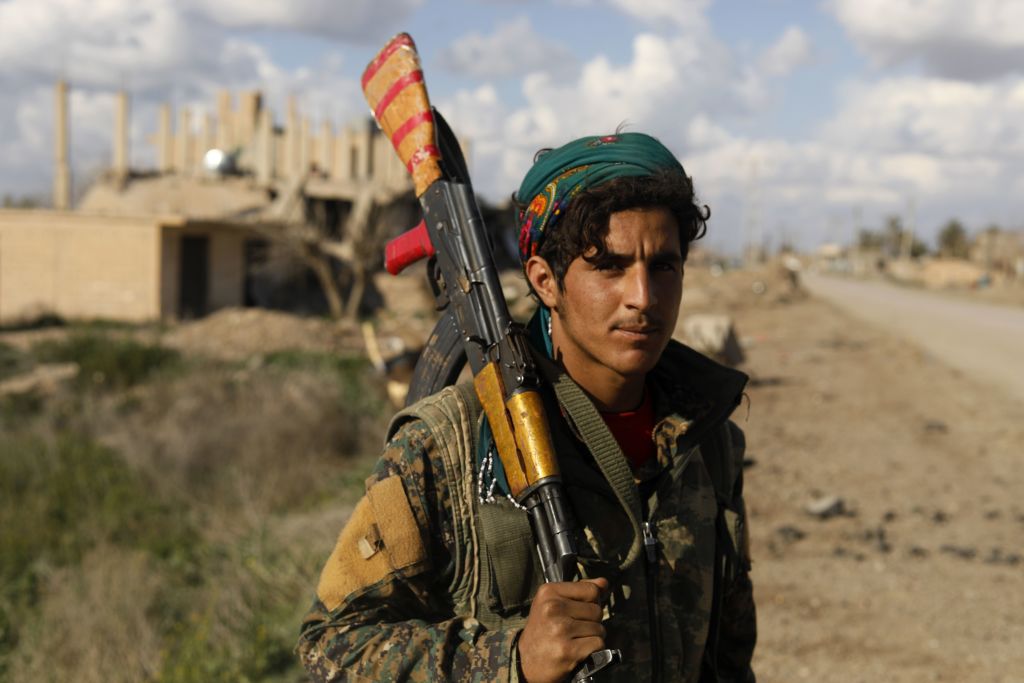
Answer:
[{"xmin": 590, "ymin": 248, "xmax": 683, "ymax": 265}]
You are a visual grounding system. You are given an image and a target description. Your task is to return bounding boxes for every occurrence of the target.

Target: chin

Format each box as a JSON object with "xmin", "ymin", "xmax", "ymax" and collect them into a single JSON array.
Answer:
[
  {"xmin": 610, "ymin": 337, "xmax": 668, "ymax": 374},
  {"xmin": 609, "ymin": 350, "xmax": 662, "ymax": 378}
]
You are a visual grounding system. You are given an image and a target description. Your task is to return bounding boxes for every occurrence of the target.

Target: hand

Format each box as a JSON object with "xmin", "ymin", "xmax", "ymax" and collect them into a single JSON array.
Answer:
[{"xmin": 516, "ymin": 577, "xmax": 609, "ymax": 683}]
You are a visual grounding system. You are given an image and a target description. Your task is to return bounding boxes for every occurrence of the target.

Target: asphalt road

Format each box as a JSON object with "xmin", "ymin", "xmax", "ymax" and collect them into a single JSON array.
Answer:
[{"xmin": 802, "ymin": 272, "xmax": 1024, "ymax": 405}]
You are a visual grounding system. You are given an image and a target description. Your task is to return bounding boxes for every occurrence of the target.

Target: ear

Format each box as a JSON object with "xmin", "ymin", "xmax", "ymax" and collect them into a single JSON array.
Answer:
[{"xmin": 524, "ymin": 255, "xmax": 559, "ymax": 309}]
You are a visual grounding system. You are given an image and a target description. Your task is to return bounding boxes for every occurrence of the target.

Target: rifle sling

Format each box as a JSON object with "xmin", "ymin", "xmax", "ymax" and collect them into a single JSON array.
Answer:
[{"xmin": 542, "ymin": 358, "xmax": 645, "ymax": 573}]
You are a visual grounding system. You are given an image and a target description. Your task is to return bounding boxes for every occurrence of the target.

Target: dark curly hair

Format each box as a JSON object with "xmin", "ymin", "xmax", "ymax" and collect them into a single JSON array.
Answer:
[{"xmin": 518, "ymin": 169, "xmax": 710, "ymax": 291}]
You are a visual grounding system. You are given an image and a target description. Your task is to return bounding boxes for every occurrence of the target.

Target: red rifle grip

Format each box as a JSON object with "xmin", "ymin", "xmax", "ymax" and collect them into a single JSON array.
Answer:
[{"xmin": 385, "ymin": 220, "xmax": 435, "ymax": 275}]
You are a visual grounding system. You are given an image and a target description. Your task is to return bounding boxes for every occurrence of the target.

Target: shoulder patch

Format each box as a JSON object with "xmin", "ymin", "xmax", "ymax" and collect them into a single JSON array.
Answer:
[
  {"xmin": 367, "ymin": 475, "xmax": 428, "ymax": 570},
  {"xmin": 316, "ymin": 475, "xmax": 429, "ymax": 610}
]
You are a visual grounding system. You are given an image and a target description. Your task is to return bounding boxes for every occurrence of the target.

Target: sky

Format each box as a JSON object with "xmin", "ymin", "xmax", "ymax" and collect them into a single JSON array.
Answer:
[{"xmin": 1, "ymin": 0, "xmax": 1023, "ymax": 254}]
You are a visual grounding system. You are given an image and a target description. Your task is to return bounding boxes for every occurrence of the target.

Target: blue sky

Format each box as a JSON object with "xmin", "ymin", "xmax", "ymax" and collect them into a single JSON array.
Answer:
[{"xmin": 1, "ymin": 0, "xmax": 1023, "ymax": 254}]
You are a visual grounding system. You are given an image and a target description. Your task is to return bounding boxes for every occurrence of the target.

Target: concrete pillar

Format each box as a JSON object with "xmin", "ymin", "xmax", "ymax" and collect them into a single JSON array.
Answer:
[
  {"xmin": 274, "ymin": 130, "xmax": 287, "ymax": 179},
  {"xmin": 157, "ymin": 104, "xmax": 173, "ymax": 173},
  {"xmin": 196, "ymin": 112, "xmax": 215, "ymax": 172},
  {"xmin": 113, "ymin": 90, "xmax": 129, "ymax": 179},
  {"xmin": 318, "ymin": 120, "xmax": 334, "ymax": 177},
  {"xmin": 53, "ymin": 80, "xmax": 71, "ymax": 210},
  {"xmin": 256, "ymin": 105, "xmax": 273, "ymax": 185},
  {"xmin": 176, "ymin": 107, "xmax": 191, "ymax": 175},
  {"xmin": 332, "ymin": 126, "xmax": 351, "ymax": 181},
  {"xmin": 216, "ymin": 90, "xmax": 233, "ymax": 150},
  {"xmin": 238, "ymin": 91, "xmax": 260, "ymax": 151},
  {"xmin": 356, "ymin": 119, "xmax": 373, "ymax": 180},
  {"xmin": 285, "ymin": 96, "xmax": 299, "ymax": 177},
  {"xmin": 299, "ymin": 116, "xmax": 311, "ymax": 175}
]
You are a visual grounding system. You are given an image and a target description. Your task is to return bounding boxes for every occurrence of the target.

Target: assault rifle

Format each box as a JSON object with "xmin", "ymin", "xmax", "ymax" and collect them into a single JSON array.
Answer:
[{"xmin": 362, "ymin": 34, "xmax": 621, "ymax": 682}]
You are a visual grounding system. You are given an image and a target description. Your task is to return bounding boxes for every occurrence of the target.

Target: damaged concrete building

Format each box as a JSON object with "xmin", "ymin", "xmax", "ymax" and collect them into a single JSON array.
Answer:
[{"xmin": 0, "ymin": 81, "xmax": 418, "ymax": 324}]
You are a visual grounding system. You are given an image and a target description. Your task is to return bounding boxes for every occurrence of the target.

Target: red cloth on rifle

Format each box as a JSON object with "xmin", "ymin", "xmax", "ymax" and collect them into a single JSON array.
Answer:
[{"xmin": 600, "ymin": 388, "xmax": 656, "ymax": 472}]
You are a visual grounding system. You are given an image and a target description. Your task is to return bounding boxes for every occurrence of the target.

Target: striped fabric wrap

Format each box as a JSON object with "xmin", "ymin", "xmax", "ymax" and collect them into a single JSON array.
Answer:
[{"xmin": 361, "ymin": 33, "xmax": 442, "ymax": 196}]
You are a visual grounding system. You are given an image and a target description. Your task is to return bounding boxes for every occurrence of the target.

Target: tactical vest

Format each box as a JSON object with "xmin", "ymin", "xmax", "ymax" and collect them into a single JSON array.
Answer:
[{"xmin": 385, "ymin": 349, "xmax": 749, "ymax": 681}]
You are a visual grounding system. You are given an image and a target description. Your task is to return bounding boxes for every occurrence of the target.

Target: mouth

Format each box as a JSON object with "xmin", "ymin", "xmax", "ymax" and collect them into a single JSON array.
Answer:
[{"xmin": 613, "ymin": 324, "xmax": 662, "ymax": 340}]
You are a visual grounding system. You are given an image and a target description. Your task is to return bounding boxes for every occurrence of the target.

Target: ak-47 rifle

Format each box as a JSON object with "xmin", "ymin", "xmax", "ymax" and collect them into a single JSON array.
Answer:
[{"xmin": 362, "ymin": 34, "xmax": 621, "ymax": 682}]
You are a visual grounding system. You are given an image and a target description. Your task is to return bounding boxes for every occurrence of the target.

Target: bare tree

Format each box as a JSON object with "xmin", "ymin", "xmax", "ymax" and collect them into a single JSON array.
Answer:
[{"xmin": 250, "ymin": 174, "xmax": 415, "ymax": 319}]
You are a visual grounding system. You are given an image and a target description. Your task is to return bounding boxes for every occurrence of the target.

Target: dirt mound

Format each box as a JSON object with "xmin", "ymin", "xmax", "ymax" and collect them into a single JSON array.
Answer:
[
  {"xmin": 161, "ymin": 308, "xmax": 362, "ymax": 360},
  {"xmin": 681, "ymin": 261, "xmax": 806, "ymax": 314}
]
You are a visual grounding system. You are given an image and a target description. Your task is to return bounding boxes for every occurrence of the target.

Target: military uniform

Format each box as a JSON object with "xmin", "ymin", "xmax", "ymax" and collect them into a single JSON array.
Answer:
[{"xmin": 299, "ymin": 340, "xmax": 756, "ymax": 682}]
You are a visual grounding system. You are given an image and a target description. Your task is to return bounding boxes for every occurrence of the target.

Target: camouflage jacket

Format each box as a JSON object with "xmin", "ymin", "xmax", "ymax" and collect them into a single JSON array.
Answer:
[{"xmin": 298, "ymin": 340, "xmax": 756, "ymax": 682}]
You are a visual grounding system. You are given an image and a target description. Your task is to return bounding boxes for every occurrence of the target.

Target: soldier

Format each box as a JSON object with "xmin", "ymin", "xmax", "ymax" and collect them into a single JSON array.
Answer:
[{"xmin": 298, "ymin": 132, "xmax": 756, "ymax": 682}]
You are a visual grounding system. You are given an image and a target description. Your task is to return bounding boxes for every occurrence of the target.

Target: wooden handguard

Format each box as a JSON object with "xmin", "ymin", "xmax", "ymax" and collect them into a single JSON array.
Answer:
[
  {"xmin": 361, "ymin": 33, "xmax": 443, "ymax": 197},
  {"xmin": 474, "ymin": 362, "xmax": 560, "ymax": 499}
]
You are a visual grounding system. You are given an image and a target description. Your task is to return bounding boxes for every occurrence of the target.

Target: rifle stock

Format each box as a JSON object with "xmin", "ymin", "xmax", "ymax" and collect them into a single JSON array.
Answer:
[{"xmin": 361, "ymin": 33, "xmax": 442, "ymax": 197}]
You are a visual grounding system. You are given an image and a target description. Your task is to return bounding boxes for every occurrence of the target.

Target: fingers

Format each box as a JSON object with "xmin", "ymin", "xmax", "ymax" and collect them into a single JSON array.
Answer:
[
  {"xmin": 536, "ymin": 578, "xmax": 608, "ymax": 605},
  {"xmin": 571, "ymin": 635, "xmax": 608, "ymax": 663}
]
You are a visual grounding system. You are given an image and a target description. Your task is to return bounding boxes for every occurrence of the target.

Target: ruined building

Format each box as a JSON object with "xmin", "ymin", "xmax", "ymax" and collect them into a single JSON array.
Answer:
[{"xmin": 0, "ymin": 81, "xmax": 418, "ymax": 324}]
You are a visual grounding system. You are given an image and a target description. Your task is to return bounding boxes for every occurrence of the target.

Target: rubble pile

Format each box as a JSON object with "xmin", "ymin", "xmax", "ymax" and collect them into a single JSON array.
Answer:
[
  {"xmin": 161, "ymin": 308, "xmax": 362, "ymax": 360},
  {"xmin": 681, "ymin": 260, "xmax": 807, "ymax": 313}
]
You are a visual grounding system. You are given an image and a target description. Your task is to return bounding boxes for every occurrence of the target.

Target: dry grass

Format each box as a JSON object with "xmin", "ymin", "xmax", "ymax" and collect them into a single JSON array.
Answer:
[
  {"xmin": 8, "ymin": 547, "xmax": 164, "ymax": 683},
  {"xmin": 0, "ymin": 330, "xmax": 389, "ymax": 681}
]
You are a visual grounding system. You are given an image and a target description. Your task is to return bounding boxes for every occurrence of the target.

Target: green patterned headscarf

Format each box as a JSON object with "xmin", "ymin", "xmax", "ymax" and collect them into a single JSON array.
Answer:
[{"xmin": 515, "ymin": 132, "xmax": 686, "ymax": 263}]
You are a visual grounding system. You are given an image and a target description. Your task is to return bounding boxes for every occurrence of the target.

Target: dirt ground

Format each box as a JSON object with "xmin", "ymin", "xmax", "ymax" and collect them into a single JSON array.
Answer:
[{"xmin": 710, "ymin": 272, "xmax": 1024, "ymax": 683}]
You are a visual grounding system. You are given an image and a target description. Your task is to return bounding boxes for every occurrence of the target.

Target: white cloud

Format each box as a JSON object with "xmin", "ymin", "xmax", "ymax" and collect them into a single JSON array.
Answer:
[
  {"xmin": 607, "ymin": 0, "xmax": 711, "ymax": 31},
  {"xmin": 193, "ymin": 0, "xmax": 424, "ymax": 43},
  {"xmin": 438, "ymin": 17, "xmax": 576, "ymax": 80},
  {"xmin": 760, "ymin": 26, "xmax": 814, "ymax": 77},
  {"xmin": 830, "ymin": 0, "xmax": 1024, "ymax": 79},
  {"xmin": 821, "ymin": 77, "xmax": 1024, "ymax": 159},
  {"xmin": 679, "ymin": 73, "xmax": 1024, "ymax": 246}
]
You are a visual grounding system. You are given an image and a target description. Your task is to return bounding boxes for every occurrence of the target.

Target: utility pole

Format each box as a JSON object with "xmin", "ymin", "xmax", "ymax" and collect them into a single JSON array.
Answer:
[{"xmin": 743, "ymin": 158, "xmax": 761, "ymax": 265}]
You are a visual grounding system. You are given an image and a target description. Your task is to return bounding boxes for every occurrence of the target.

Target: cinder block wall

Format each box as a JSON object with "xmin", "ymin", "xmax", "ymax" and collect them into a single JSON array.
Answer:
[{"xmin": 0, "ymin": 210, "xmax": 161, "ymax": 324}]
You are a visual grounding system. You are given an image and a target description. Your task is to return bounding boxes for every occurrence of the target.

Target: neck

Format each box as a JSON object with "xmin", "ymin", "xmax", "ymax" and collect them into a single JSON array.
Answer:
[
  {"xmin": 548, "ymin": 329, "xmax": 647, "ymax": 413},
  {"xmin": 584, "ymin": 372, "xmax": 646, "ymax": 413}
]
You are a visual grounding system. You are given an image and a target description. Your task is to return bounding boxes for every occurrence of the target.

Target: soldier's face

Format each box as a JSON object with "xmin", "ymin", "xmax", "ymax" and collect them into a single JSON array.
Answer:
[{"xmin": 531, "ymin": 206, "xmax": 683, "ymax": 387}]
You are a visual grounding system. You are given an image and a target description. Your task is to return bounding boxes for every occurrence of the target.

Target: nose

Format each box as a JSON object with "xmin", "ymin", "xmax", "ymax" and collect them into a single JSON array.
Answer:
[{"xmin": 623, "ymin": 265, "xmax": 655, "ymax": 311}]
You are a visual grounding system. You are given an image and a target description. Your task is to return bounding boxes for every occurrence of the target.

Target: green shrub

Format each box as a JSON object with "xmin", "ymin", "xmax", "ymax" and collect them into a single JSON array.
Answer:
[
  {"xmin": 262, "ymin": 351, "xmax": 380, "ymax": 404},
  {"xmin": 0, "ymin": 390, "xmax": 45, "ymax": 425},
  {"xmin": 158, "ymin": 608, "xmax": 296, "ymax": 683},
  {"xmin": 0, "ymin": 313, "xmax": 64, "ymax": 332},
  {"xmin": 0, "ymin": 431, "xmax": 198, "ymax": 673},
  {"xmin": 0, "ymin": 342, "xmax": 33, "ymax": 382},
  {"xmin": 32, "ymin": 333, "xmax": 182, "ymax": 391},
  {"xmin": 0, "ymin": 433, "xmax": 196, "ymax": 583}
]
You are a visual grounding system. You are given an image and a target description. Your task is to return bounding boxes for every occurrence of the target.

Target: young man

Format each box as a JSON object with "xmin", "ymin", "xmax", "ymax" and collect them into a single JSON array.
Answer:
[{"xmin": 299, "ymin": 133, "xmax": 756, "ymax": 682}]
